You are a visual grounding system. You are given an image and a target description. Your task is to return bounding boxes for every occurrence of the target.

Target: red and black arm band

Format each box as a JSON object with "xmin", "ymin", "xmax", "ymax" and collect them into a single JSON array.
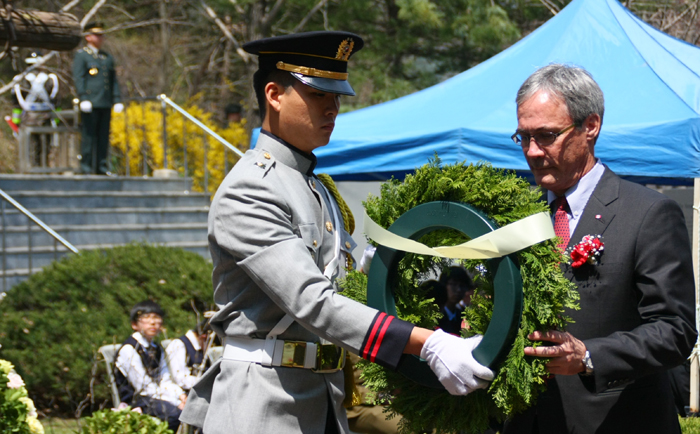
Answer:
[{"xmin": 360, "ymin": 311, "xmax": 414, "ymax": 369}]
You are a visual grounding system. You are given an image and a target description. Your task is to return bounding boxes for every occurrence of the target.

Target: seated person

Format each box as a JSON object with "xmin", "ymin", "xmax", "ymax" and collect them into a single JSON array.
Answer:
[
  {"xmin": 165, "ymin": 318, "xmax": 210, "ymax": 391},
  {"xmin": 115, "ymin": 300, "xmax": 186, "ymax": 432},
  {"xmin": 436, "ymin": 266, "xmax": 475, "ymax": 334},
  {"xmin": 224, "ymin": 103, "xmax": 242, "ymax": 124}
]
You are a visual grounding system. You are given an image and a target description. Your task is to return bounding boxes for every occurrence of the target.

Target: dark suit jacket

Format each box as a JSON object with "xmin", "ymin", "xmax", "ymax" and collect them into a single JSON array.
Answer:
[
  {"xmin": 505, "ymin": 167, "xmax": 697, "ymax": 434},
  {"xmin": 73, "ymin": 47, "xmax": 121, "ymax": 108}
]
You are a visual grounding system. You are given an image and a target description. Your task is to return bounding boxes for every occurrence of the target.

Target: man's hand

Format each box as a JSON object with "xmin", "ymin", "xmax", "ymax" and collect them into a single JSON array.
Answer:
[
  {"xmin": 420, "ymin": 329, "xmax": 494, "ymax": 395},
  {"xmin": 524, "ymin": 330, "xmax": 587, "ymax": 375},
  {"xmin": 79, "ymin": 100, "xmax": 92, "ymax": 113},
  {"xmin": 113, "ymin": 103, "xmax": 124, "ymax": 113}
]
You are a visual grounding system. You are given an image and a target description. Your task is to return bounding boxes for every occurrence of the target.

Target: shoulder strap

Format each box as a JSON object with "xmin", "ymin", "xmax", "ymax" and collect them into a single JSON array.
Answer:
[
  {"xmin": 179, "ymin": 335, "xmax": 204, "ymax": 368},
  {"xmin": 114, "ymin": 336, "xmax": 139, "ymax": 404}
]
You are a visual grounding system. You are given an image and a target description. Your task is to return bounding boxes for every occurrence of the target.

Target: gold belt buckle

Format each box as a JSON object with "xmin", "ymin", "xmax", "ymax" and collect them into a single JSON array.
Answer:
[
  {"xmin": 313, "ymin": 344, "xmax": 346, "ymax": 373},
  {"xmin": 280, "ymin": 341, "xmax": 307, "ymax": 368}
]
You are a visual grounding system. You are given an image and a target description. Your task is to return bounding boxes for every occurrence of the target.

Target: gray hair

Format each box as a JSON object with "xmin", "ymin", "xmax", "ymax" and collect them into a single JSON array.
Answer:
[{"xmin": 516, "ymin": 64, "xmax": 605, "ymax": 127}]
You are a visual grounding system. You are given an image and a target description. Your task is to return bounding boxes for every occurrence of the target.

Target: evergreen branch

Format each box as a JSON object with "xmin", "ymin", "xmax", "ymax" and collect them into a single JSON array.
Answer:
[{"xmin": 341, "ymin": 158, "xmax": 578, "ymax": 433}]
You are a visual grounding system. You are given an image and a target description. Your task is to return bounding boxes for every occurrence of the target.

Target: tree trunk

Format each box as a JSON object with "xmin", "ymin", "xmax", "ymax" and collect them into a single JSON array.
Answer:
[
  {"xmin": 159, "ymin": 0, "xmax": 170, "ymax": 94},
  {"xmin": 0, "ymin": 8, "xmax": 81, "ymax": 51}
]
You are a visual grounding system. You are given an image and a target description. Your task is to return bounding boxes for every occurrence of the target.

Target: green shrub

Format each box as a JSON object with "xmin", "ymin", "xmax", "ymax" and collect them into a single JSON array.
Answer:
[
  {"xmin": 78, "ymin": 408, "xmax": 173, "ymax": 434},
  {"xmin": 0, "ymin": 243, "xmax": 213, "ymax": 416}
]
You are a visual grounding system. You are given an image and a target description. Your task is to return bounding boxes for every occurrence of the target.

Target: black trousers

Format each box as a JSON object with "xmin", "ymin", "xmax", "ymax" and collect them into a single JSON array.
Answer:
[
  {"xmin": 131, "ymin": 396, "xmax": 182, "ymax": 432},
  {"xmin": 80, "ymin": 108, "xmax": 111, "ymax": 174}
]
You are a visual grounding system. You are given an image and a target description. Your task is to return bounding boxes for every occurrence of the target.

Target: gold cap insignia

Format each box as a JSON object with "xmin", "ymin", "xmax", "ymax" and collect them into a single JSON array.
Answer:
[
  {"xmin": 335, "ymin": 38, "xmax": 354, "ymax": 61},
  {"xmin": 89, "ymin": 67, "xmax": 98, "ymax": 76}
]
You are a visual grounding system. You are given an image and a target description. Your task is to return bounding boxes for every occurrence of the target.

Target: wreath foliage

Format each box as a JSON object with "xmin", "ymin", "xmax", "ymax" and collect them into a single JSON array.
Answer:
[{"xmin": 340, "ymin": 158, "xmax": 579, "ymax": 434}]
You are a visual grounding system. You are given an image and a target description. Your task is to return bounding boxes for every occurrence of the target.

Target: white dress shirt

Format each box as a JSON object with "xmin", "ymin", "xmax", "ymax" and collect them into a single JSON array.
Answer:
[
  {"xmin": 165, "ymin": 330, "xmax": 202, "ymax": 390},
  {"xmin": 115, "ymin": 332, "xmax": 184, "ymax": 406},
  {"xmin": 548, "ymin": 159, "xmax": 606, "ymax": 238}
]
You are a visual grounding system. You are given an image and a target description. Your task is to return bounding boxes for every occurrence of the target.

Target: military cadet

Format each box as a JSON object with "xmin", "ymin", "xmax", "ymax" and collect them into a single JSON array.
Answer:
[
  {"xmin": 179, "ymin": 31, "xmax": 494, "ymax": 434},
  {"xmin": 72, "ymin": 22, "xmax": 123, "ymax": 175}
]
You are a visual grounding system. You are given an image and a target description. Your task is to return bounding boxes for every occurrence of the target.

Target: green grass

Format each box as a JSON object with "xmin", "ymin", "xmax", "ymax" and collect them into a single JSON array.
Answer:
[
  {"xmin": 41, "ymin": 418, "xmax": 81, "ymax": 434},
  {"xmin": 682, "ymin": 416, "xmax": 700, "ymax": 434}
]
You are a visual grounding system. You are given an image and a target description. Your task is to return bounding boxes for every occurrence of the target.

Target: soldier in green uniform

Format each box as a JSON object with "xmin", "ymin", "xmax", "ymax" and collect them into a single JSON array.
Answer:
[{"xmin": 72, "ymin": 22, "xmax": 123, "ymax": 175}]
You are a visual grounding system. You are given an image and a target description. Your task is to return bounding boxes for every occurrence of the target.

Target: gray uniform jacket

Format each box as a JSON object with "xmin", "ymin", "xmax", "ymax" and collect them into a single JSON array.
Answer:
[{"xmin": 180, "ymin": 131, "xmax": 413, "ymax": 434}]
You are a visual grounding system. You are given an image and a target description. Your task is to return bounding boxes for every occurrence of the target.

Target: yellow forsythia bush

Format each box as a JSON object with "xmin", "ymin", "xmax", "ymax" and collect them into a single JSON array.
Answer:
[{"xmin": 109, "ymin": 97, "xmax": 249, "ymax": 193}]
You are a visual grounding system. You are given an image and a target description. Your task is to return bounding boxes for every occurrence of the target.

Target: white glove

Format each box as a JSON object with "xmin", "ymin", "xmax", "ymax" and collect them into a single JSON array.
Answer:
[
  {"xmin": 420, "ymin": 329, "xmax": 494, "ymax": 395},
  {"xmin": 113, "ymin": 103, "xmax": 124, "ymax": 113},
  {"xmin": 359, "ymin": 245, "xmax": 376, "ymax": 274},
  {"xmin": 79, "ymin": 100, "xmax": 93, "ymax": 113}
]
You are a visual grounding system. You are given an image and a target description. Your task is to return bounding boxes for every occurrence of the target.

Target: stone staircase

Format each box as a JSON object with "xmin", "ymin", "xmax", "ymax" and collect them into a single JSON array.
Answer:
[{"xmin": 0, "ymin": 174, "xmax": 211, "ymax": 292}]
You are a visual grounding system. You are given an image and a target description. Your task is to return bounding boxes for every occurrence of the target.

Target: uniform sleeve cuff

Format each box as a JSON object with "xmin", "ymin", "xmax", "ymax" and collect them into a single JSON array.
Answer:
[{"xmin": 359, "ymin": 312, "xmax": 414, "ymax": 369}]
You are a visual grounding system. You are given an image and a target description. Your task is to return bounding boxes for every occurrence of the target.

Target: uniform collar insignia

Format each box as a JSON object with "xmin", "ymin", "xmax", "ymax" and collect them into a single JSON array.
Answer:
[{"xmin": 335, "ymin": 38, "xmax": 354, "ymax": 61}]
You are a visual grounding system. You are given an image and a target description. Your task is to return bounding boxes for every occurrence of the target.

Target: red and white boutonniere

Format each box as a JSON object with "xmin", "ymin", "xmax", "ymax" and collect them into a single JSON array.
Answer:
[{"xmin": 567, "ymin": 235, "xmax": 604, "ymax": 268}]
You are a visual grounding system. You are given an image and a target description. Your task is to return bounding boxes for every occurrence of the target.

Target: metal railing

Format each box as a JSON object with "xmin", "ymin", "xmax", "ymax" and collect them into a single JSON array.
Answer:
[
  {"xmin": 0, "ymin": 188, "xmax": 79, "ymax": 293},
  {"xmin": 115, "ymin": 95, "xmax": 246, "ymax": 193}
]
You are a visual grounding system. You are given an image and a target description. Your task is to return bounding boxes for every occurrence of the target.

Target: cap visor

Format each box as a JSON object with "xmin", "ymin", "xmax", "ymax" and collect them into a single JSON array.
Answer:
[{"xmin": 291, "ymin": 73, "xmax": 355, "ymax": 96}]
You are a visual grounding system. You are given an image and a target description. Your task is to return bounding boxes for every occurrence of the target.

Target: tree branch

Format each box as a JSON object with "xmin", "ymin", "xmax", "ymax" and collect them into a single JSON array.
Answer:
[
  {"xmin": 0, "ymin": 52, "xmax": 58, "ymax": 96},
  {"xmin": 200, "ymin": 0, "xmax": 250, "ymax": 63},
  {"xmin": 661, "ymin": 2, "xmax": 694, "ymax": 31},
  {"xmin": 227, "ymin": 0, "xmax": 245, "ymax": 16},
  {"xmin": 682, "ymin": 0, "xmax": 699, "ymax": 40},
  {"xmin": 102, "ymin": 4, "xmax": 136, "ymax": 20},
  {"xmin": 61, "ymin": 0, "xmax": 81, "ymax": 13},
  {"xmin": 539, "ymin": 0, "xmax": 560, "ymax": 15},
  {"xmin": 292, "ymin": 0, "xmax": 330, "ymax": 33},
  {"xmin": 106, "ymin": 18, "xmax": 193, "ymax": 33},
  {"xmin": 80, "ymin": 0, "xmax": 108, "ymax": 28},
  {"xmin": 261, "ymin": 0, "xmax": 286, "ymax": 29}
]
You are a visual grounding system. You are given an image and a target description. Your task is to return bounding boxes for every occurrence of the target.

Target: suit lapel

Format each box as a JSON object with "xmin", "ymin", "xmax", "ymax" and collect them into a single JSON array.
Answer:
[{"xmin": 569, "ymin": 167, "xmax": 619, "ymax": 246}]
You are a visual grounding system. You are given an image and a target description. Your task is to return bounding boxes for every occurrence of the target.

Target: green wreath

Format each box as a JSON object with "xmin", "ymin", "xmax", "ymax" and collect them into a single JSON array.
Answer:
[{"xmin": 340, "ymin": 158, "xmax": 579, "ymax": 434}]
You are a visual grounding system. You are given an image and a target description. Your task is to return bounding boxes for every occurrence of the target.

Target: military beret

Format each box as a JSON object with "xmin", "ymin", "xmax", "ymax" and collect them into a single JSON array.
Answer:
[{"xmin": 243, "ymin": 31, "xmax": 364, "ymax": 96}]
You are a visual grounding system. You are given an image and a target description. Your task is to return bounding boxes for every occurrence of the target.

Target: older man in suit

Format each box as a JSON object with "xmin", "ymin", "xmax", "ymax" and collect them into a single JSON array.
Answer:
[
  {"xmin": 179, "ymin": 31, "xmax": 493, "ymax": 434},
  {"xmin": 504, "ymin": 64, "xmax": 697, "ymax": 434}
]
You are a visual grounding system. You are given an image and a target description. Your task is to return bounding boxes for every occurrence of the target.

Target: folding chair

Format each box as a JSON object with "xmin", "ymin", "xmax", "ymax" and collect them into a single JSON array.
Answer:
[{"xmin": 98, "ymin": 344, "xmax": 123, "ymax": 408}]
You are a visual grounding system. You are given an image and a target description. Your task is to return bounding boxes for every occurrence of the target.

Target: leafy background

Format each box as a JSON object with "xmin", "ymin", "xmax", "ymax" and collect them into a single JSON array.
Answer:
[{"xmin": 0, "ymin": 243, "xmax": 214, "ymax": 417}]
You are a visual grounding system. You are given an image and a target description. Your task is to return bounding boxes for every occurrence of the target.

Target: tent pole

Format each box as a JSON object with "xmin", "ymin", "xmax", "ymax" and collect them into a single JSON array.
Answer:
[{"xmin": 691, "ymin": 178, "xmax": 700, "ymax": 414}]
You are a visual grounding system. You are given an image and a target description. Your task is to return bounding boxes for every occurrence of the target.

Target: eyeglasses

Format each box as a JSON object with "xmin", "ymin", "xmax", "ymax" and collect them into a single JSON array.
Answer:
[
  {"xmin": 138, "ymin": 314, "xmax": 163, "ymax": 325},
  {"xmin": 511, "ymin": 123, "xmax": 576, "ymax": 148}
]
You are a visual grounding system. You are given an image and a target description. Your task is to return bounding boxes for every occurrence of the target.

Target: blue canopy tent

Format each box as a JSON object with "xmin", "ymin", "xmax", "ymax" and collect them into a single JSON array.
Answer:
[{"xmin": 314, "ymin": 0, "xmax": 700, "ymax": 185}]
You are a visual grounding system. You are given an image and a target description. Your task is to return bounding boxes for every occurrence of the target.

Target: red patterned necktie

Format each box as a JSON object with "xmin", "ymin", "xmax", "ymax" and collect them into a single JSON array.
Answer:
[{"xmin": 553, "ymin": 196, "xmax": 570, "ymax": 251}]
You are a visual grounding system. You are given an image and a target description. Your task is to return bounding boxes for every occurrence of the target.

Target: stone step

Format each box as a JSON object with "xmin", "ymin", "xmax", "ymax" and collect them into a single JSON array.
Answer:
[
  {"xmin": 0, "ymin": 206, "xmax": 209, "ymax": 226},
  {"xmin": 0, "ymin": 174, "xmax": 193, "ymax": 193},
  {"xmin": 0, "ymin": 240, "xmax": 211, "ymax": 292},
  {"xmin": 1, "ymin": 222, "xmax": 208, "ymax": 248},
  {"xmin": 5, "ymin": 191, "xmax": 210, "ymax": 209}
]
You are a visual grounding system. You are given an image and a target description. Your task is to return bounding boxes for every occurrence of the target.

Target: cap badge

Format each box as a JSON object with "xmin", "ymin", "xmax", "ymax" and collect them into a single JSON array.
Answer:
[{"xmin": 335, "ymin": 38, "xmax": 354, "ymax": 61}]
